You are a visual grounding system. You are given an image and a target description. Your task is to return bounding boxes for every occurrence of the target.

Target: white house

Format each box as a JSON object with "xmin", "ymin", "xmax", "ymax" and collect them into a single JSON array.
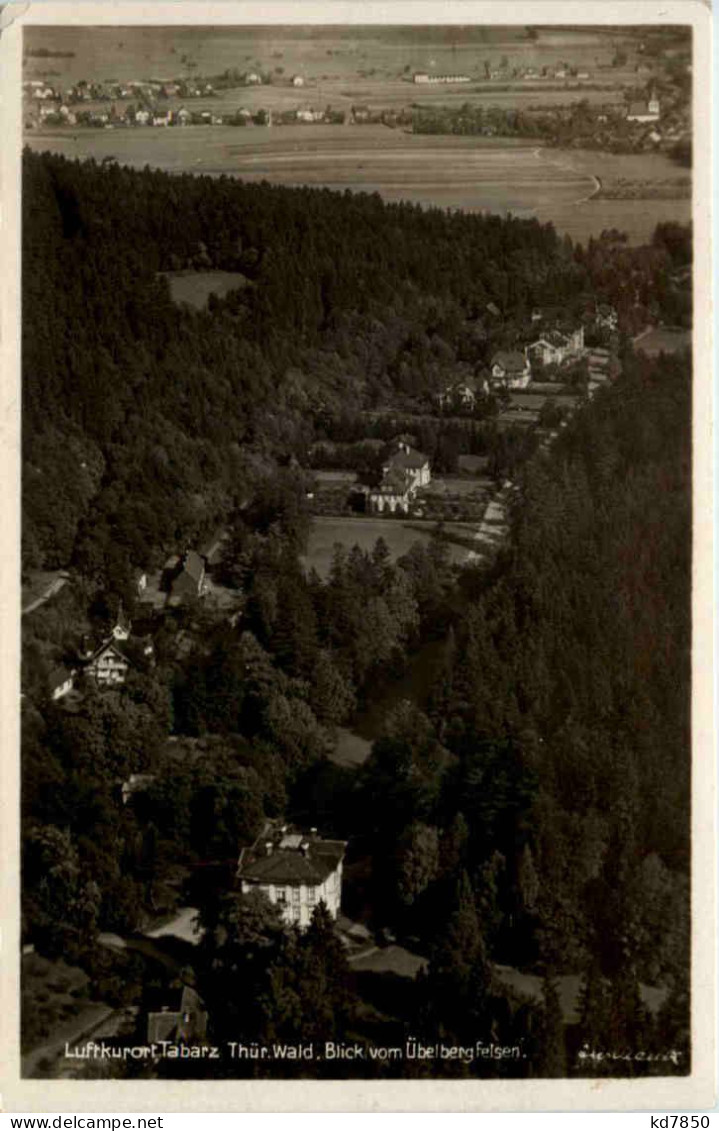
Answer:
[
  {"xmin": 627, "ymin": 93, "xmax": 660, "ymax": 123},
  {"xmin": 237, "ymin": 823, "xmax": 346, "ymax": 928}
]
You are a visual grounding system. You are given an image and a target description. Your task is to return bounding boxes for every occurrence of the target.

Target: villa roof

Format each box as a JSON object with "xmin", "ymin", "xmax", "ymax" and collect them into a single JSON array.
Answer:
[{"xmin": 388, "ymin": 447, "xmax": 428, "ymax": 471}]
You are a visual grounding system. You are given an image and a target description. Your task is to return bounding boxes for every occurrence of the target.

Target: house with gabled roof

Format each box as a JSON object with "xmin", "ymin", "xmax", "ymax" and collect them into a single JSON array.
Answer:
[
  {"xmin": 368, "ymin": 438, "xmax": 431, "ymax": 514},
  {"xmin": 237, "ymin": 821, "xmax": 346, "ymax": 928}
]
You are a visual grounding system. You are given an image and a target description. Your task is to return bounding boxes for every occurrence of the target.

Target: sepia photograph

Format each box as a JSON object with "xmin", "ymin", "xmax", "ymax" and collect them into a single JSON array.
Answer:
[{"xmin": 3, "ymin": 0, "xmax": 714, "ymax": 1111}]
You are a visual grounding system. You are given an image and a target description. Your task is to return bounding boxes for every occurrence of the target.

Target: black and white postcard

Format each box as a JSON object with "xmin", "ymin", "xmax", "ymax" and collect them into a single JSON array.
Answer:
[{"xmin": 1, "ymin": 1, "xmax": 714, "ymax": 1113}]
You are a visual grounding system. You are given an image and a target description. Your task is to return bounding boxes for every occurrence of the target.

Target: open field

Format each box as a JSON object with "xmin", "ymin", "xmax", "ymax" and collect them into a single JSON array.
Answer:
[
  {"xmin": 349, "ymin": 944, "xmax": 428, "ymax": 977},
  {"xmin": 301, "ymin": 515, "xmax": 469, "ymax": 578},
  {"xmin": 26, "ymin": 125, "xmax": 689, "ymax": 245}
]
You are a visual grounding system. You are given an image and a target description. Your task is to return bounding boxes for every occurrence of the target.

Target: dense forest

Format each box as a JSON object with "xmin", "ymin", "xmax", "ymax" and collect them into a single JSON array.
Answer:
[
  {"xmin": 23, "ymin": 149, "xmax": 690, "ymax": 579},
  {"xmin": 21, "ymin": 149, "xmax": 691, "ymax": 1078}
]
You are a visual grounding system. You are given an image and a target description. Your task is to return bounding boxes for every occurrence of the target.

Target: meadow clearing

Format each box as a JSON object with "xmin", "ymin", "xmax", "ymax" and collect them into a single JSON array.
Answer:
[{"xmin": 26, "ymin": 125, "xmax": 690, "ymax": 245}]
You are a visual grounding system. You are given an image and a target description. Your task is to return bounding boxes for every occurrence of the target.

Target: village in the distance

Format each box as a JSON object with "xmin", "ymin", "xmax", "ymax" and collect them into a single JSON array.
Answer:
[
  {"xmin": 20, "ymin": 23, "xmax": 693, "ymax": 1084},
  {"xmin": 24, "ymin": 37, "xmax": 691, "ymax": 157}
]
